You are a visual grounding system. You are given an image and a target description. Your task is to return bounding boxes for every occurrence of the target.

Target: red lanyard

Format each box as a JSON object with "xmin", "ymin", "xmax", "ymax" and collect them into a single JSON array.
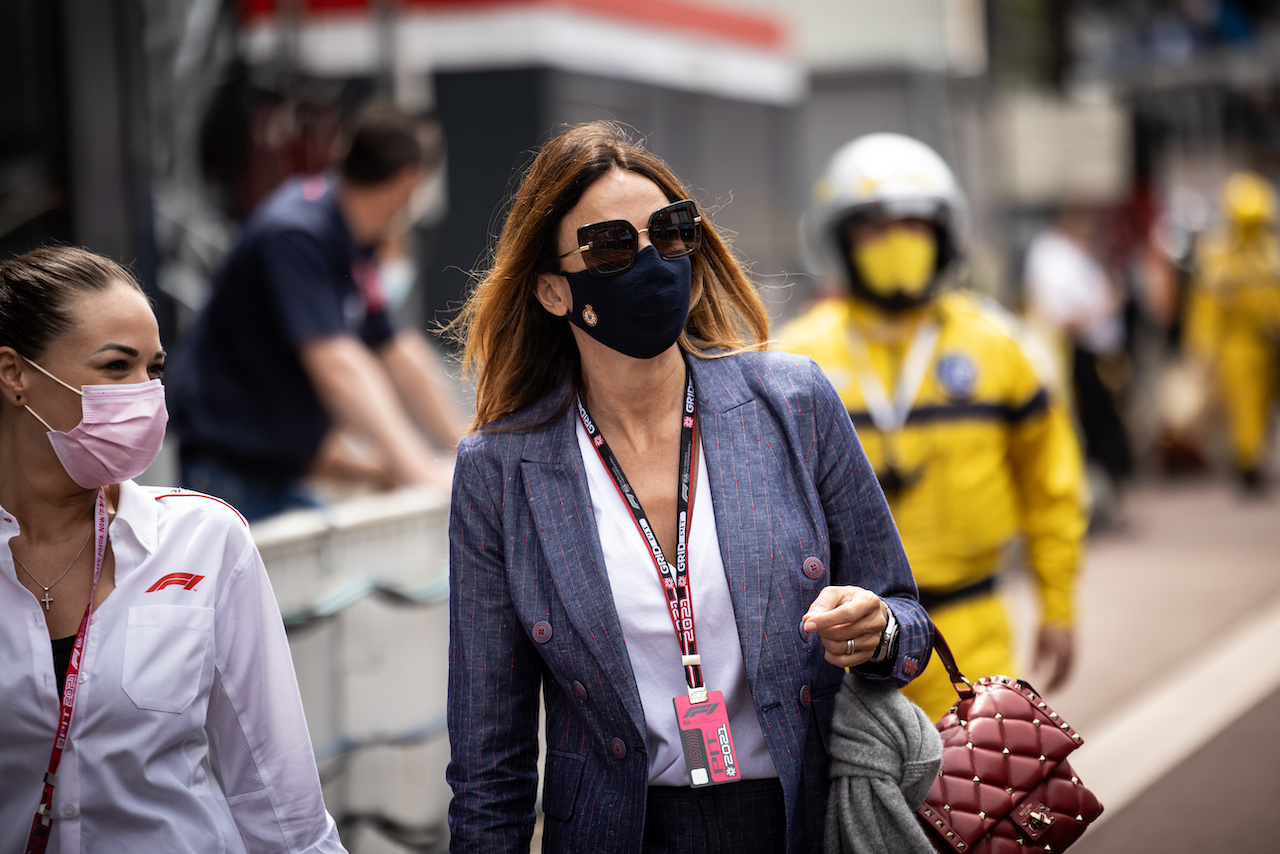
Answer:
[
  {"xmin": 26, "ymin": 489, "xmax": 109, "ymax": 854},
  {"xmin": 577, "ymin": 369, "xmax": 708, "ymax": 701},
  {"xmin": 351, "ymin": 256, "xmax": 386, "ymax": 313}
]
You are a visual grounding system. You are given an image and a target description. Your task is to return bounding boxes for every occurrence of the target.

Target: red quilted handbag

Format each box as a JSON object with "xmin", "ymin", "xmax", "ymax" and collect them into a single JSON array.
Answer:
[{"xmin": 916, "ymin": 629, "xmax": 1104, "ymax": 852}]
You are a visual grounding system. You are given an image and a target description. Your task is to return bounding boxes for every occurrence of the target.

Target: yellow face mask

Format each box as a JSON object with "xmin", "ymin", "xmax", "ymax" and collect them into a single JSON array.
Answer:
[{"xmin": 850, "ymin": 224, "xmax": 937, "ymax": 299}]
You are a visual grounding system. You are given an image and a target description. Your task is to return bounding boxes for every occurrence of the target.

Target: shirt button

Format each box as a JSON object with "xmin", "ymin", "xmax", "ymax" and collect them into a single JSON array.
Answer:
[
  {"xmin": 610, "ymin": 737, "xmax": 627, "ymax": 760},
  {"xmin": 62, "ymin": 804, "xmax": 77, "ymax": 819},
  {"xmin": 798, "ymin": 685, "xmax": 812, "ymax": 708},
  {"xmin": 572, "ymin": 680, "xmax": 588, "ymax": 701},
  {"xmin": 798, "ymin": 618, "xmax": 812, "ymax": 644},
  {"xmin": 532, "ymin": 621, "xmax": 553, "ymax": 644},
  {"xmin": 803, "ymin": 557, "xmax": 825, "ymax": 579},
  {"xmin": 79, "ymin": 673, "xmax": 88, "ymax": 684}
]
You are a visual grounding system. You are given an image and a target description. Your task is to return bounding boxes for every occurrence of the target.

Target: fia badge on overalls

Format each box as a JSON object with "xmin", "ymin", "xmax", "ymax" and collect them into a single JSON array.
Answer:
[{"xmin": 673, "ymin": 691, "xmax": 740, "ymax": 787}]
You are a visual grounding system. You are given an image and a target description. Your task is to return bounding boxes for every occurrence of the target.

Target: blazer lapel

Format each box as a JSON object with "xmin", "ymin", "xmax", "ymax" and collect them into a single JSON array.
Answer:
[
  {"xmin": 519, "ymin": 407, "xmax": 648, "ymax": 742},
  {"xmin": 690, "ymin": 356, "xmax": 773, "ymax": 686}
]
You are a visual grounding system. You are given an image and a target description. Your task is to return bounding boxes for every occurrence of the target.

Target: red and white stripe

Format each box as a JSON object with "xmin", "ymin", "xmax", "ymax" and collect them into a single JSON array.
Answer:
[{"xmin": 239, "ymin": 0, "xmax": 805, "ymax": 104}]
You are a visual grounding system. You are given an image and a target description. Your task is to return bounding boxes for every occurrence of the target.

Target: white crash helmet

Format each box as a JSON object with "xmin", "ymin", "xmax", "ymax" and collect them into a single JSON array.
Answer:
[{"xmin": 802, "ymin": 132, "xmax": 969, "ymax": 310}]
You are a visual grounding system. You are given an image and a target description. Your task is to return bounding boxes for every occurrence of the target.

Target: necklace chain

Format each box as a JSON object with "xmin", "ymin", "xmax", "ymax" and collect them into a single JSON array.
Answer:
[{"xmin": 11, "ymin": 529, "xmax": 94, "ymax": 612}]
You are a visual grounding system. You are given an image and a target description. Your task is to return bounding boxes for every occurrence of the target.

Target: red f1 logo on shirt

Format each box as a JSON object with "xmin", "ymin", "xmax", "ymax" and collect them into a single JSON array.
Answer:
[{"xmin": 146, "ymin": 573, "xmax": 206, "ymax": 593}]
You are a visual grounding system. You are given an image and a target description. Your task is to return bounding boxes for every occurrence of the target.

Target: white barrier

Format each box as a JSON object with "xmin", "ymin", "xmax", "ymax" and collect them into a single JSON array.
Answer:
[{"xmin": 251, "ymin": 486, "xmax": 452, "ymax": 853}]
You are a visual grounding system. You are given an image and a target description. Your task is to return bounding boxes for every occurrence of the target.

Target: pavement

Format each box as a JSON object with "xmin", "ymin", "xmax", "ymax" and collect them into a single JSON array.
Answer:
[{"xmin": 1002, "ymin": 473, "xmax": 1280, "ymax": 853}]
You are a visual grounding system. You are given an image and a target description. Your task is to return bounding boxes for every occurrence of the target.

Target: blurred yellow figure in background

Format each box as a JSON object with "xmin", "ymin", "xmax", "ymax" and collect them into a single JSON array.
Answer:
[
  {"xmin": 780, "ymin": 134, "xmax": 1088, "ymax": 720},
  {"xmin": 1185, "ymin": 171, "xmax": 1280, "ymax": 492}
]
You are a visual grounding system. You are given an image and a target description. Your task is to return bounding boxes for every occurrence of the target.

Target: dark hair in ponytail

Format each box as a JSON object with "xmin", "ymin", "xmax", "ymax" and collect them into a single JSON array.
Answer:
[{"xmin": 0, "ymin": 246, "xmax": 145, "ymax": 359}]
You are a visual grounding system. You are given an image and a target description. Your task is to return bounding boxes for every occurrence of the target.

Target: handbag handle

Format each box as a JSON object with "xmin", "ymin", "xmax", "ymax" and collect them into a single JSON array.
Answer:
[{"xmin": 929, "ymin": 624, "xmax": 974, "ymax": 699}]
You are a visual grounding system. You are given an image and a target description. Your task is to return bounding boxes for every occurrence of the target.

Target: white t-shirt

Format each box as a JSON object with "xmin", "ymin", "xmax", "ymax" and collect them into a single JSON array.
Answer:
[
  {"xmin": 0, "ymin": 481, "xmax": 345, "ymax": 854},
  {"xmin": 576, "ymin": 420, "xmax": 778, "ymax": 786},
  {"xmin": 1023, "ymin": 228, "xmax": 1124, "ymax": 355}
]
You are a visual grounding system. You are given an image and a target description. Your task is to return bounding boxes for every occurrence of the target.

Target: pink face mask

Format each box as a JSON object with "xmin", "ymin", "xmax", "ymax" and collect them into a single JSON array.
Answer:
[{"xmin": 22, "ymin": 357, "xmax": 168, "ymax": 489}]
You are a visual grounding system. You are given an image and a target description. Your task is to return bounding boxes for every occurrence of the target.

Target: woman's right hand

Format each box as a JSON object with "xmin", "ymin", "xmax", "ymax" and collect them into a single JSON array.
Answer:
[{"xmin": 803, "ymin": 585, "xmax": 888, "ymax": 668}]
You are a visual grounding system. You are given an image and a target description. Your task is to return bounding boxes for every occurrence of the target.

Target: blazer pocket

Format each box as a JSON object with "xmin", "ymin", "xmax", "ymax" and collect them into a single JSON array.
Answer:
[
  {"xmin": 542, "ymin": 749, "xmax": 586, "ymax": 821},
  {"xmin": 122, "ymin": 605, "xmax": 214, "ymax": 714}
]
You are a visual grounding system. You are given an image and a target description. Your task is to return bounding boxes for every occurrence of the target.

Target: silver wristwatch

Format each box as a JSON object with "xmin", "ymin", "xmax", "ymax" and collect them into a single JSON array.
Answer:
[{"xmin": 869, "ymin": 602, "xmax": 899, "ymax": 664}]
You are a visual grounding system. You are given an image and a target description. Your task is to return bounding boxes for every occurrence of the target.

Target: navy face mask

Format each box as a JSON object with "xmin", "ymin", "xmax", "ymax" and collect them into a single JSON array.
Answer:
[{"xmin": 560, "ymin": 245, "xmax": 692, "ymax": 360}]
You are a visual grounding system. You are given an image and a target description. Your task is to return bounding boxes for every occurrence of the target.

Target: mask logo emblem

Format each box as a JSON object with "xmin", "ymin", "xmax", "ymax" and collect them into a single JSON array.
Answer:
[{"xmin": 582, "ymin": 304, "xmax": 598, "ymax": 326}]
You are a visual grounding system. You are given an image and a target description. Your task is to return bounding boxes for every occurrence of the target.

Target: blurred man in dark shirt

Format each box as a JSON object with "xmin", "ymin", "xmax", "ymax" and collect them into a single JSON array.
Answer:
[{"xmin": 167, "ymin": 104, "xmax": 463, "ymax": 520}]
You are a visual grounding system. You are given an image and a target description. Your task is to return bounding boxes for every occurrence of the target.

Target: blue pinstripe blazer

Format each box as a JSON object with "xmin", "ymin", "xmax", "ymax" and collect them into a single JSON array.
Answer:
[{"xmin": 446, "ymin": 349, "xmax": 931, "ymax": 853}]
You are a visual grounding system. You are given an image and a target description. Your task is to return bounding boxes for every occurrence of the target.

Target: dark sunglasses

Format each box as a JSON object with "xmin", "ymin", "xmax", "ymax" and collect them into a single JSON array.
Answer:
[{"xmin": 558, "ymin": 199, "xmax": 702, "ymax": 277}]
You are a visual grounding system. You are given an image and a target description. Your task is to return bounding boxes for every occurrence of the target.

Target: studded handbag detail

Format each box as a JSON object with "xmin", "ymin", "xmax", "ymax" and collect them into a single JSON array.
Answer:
[{"xmin": 916, "ymin": 629, "xmax": 1104, "ymax": 852}]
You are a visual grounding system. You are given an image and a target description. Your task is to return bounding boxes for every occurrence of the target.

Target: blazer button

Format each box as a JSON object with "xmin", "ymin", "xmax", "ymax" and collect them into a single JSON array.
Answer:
[
  {"xmin": 802, "ymin": 557, "xmax": 825, "ymax": 579},
  {"xmin": 798, "ymin": 685, "xmax": 812, "ymax": 708},
  {"xmin": 532, "ymin": 621, "xmax": 553, "ymax": 643},
  {"xmin": 572, "ymin": 680, "xmax": 588, "ymax": 701},
  {"xmin": 798, "ymin": 617, "xmax": 812, "ymax": 643},
  {"xmin": 610, "ymin": 737, "xmax": 628, "ymax": 760}
]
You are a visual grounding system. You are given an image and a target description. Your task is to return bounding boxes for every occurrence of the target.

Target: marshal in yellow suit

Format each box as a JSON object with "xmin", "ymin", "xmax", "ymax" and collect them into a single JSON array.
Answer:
[
  {"xmin": 1185, "ymin": 172, "xmax": 1280, "ymax": 490},
  {"xmin": 780, "ymin": 292, "xmax": 1087, "ymax": 719}
]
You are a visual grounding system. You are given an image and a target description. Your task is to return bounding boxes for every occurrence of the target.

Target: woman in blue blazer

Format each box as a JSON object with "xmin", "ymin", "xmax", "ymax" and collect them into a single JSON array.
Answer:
[{"xmin": 446, "ymin": 121, "xmax": 931, "ymax": 853}]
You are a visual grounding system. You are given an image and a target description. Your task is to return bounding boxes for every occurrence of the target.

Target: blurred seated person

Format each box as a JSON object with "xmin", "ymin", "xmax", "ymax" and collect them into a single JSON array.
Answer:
[{"xmin": 167, "ymin": 103, "xmax": 464, "ymax": 520}]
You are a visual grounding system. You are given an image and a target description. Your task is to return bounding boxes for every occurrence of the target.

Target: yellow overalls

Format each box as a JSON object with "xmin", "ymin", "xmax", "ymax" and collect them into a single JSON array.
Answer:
[
  {"xmin": 1185, "ymin": 229, "xmax": 1280, "ymax": 476},
  {"xmin": 779, "ymin": 291, "xmax": 1087, "ymax": 719}
]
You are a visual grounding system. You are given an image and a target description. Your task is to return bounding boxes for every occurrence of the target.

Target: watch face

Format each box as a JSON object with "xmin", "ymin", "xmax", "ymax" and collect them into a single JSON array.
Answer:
[{"xmin": 873, "ymin": 608, "xmax": 900, "ymax": 663}]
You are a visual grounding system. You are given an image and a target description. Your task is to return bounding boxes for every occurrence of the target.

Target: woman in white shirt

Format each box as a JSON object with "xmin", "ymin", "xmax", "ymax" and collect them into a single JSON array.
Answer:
[{"xmin": 0, "ymin": 246, "xmax": 345, "ymax": 853}]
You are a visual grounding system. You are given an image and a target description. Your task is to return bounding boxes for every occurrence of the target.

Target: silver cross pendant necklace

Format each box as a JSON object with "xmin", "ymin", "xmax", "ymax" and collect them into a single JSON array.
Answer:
[{"xmin": 12, "ymin": 529, "xmax": 94, "ymax": 611}]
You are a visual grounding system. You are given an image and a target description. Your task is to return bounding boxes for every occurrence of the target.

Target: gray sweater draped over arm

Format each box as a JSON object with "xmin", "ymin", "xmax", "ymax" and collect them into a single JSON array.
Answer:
[{"xmin": 824, "ymin": 675, "xmax": 943, "ymax": 854}]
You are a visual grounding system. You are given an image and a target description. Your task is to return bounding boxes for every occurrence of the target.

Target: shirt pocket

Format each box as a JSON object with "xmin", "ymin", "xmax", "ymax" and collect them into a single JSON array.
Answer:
[{"xmin": 122, "ymin": 605, "xmax": 215, "ymax": 714}]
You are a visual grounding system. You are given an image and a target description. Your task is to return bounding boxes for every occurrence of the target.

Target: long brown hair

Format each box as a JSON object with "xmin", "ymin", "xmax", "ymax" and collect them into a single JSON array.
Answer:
[{"xmin": 450, "ymin": 121, "xmax": 770, "ymax": 431}]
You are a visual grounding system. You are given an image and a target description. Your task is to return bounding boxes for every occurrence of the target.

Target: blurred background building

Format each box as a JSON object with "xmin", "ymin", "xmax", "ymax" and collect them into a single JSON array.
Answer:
[
  {"xmin": 9, "ymin": 1, "xmax": 1280, "ymax": 342},
  {"xmin": 4, "ymin": 1, "xmax": 1280, "ymax": 851}
]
